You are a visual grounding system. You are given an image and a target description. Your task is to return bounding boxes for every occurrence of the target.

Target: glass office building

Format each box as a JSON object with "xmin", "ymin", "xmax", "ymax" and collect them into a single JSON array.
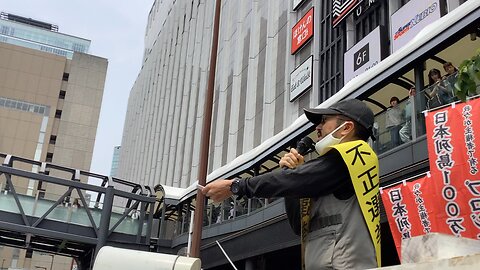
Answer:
[
  {"xmin": 0, "ymin": 12, "xmax": 90, "ymax": 59},
  {"xmin": 0, "ymin": 11, "xmax": 106, "ymax": 270},
  {"xmin": 110, "ymin": 146, "xmax": 121, "ymax": 177}
]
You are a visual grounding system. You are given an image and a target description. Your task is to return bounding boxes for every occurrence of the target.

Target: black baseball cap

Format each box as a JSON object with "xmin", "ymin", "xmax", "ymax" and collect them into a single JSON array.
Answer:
[{"xmin": 304, "ymin": 99, "xmax": 375, "ymax": 140}]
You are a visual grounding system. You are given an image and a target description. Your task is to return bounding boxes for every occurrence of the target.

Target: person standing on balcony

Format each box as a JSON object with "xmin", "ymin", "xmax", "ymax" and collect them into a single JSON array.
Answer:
[
  {"xmin": 425, "ymin": 68, "xmax": 451, "ymax": 108},
  {"xmin": 202, "ymin": 99, "xmax": 380, "ymax": 269},
  {"xmin": 443, "ymin": 62, "xmax": 459, "ymax": 102},
  {"xmin": 443, "ymin": 61, "xmax": 458, "ymax": 78},
  {"xmin": 400, "ymin": 87, "xmax": 416, "ymax": 143},
  {"xmin": 385, "ymin": 96, "xmax": 403, "ymax": 147}
]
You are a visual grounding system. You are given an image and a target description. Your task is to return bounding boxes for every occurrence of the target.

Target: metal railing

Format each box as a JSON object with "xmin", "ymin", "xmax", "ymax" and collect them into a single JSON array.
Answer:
[
  {"xmin": 0, "ymin": 153, "xmax": 156, "ymax": 256},
  {"xmin": 372, "ymin": 73, "xmax": 480, "ymax": 155}
]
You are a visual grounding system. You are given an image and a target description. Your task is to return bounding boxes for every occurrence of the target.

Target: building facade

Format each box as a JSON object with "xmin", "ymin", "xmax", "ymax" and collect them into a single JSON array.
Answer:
[
  {"xmin": 119, "ymin": 0, "xmax": 469, "ymax": 190},
  {"xmin": 118, "ymin": 0, "xmax": 348, "ymax": 188},
  {"xmin": 0, "ymin": 12, "xmax": 107, "ymax": 270},
  {"xmin": 116, "ymin": 0, "xmax": 479, "ymax": 269}
]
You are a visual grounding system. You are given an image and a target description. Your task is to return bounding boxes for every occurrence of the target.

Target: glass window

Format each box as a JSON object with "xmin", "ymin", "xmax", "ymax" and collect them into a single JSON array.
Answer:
[
  {"xmin": 367, "ymin": 68, "xmax": 417, "ymax": 154},
  {"xmin": 40, "ymin": 116, "xmax": 48, "ymax": 132},
  {"xmin": 38, "ymin": 133, "xmax": 45, "ymax": 143},
  {"xmin": 0, "ymin": 25, "xmax": 8, "ymax": 34},
  {"xmin": 0, "ymin": 97, "xmax": 47, "ymax": 115},
  {"xmin": 0, "ymin": 19, "xmax": 91, "ymax": 59},
  {"xmin": 46, "ymin": 152, "xmax": 53, "ymax": 162}
]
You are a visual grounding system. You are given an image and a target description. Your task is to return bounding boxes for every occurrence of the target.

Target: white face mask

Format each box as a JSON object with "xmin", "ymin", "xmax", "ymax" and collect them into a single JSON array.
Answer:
[{"xmin": 315, "ymin": 122, "xmax": 348, "ymax": 156}]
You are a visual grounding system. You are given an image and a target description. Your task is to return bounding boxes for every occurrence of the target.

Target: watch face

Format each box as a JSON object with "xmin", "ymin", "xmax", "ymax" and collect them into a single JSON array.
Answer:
[{"xmin": 231, "ymin": 180, "xmax": 240, "ymax": 194}]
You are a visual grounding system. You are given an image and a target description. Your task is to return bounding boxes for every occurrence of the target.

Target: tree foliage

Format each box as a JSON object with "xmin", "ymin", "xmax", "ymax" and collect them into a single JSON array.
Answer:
[{"xmin": 454, "ymin": 49, "xmax": 480, "ymax": 102}]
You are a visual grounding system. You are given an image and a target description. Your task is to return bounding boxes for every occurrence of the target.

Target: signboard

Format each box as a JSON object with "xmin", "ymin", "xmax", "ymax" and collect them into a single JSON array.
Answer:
[
  {"xmin": 332, "ymin": 0, "xmax": 361, "ymax": 27},
  {"xmin": 391, "ymin": 0, "xmax": 441, "ymax": 53},
  {"xmin": 344, "ymin": 26, "xmax": 383, "ymax": 84},
  {"xmin": 354, "ymin": 0, "xmax": 379, "ymax": 19},
  {"xmin": 381, "ymin": 98, "xmax": 480, "ymax": 259},
  {"xmin": 291, "ymin": 7, "xmax": 314, "ymax": 55},
  {"xmin": 425, "ymin": 100, "xmax": 480, "ymax": 239},
  {"xmin": 293, "ymin": 0, "xmax": 307, "ymax": 11},
  {"xmin": 290, "ymin": 55, "xmax": 313, "ymax": 101},
  {"xmin": 381, "ymin": 176, "xmax": 436, "ymax": 259}
]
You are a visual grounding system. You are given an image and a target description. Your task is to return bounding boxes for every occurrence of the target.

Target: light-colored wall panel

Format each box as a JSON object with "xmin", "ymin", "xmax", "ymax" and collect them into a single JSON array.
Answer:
[{"xmin": 118, "ymin": 0, "xmax": 316, "ymax": 189}]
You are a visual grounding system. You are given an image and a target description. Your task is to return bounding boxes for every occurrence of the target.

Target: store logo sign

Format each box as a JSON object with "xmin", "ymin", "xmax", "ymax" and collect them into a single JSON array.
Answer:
[
  {"xmin": 391, "ymin": 0, "xmax": 441, "ymax": 53},
  {"xmin": 344, "ymin": 26, "xmax": 383, "ymax": 84},
  {"xmin": 291, "ymin": 7, "xmax": 314, "ymax": 54},
  {"xmin": 353, "ymin": 43, "xmax": 369, "ymax": 71},
  {"xmin": 393, "ymin": 2, "xmax": 438, "ymax": 41},
  {"xmin": 290, "ymin": 56, "xmax": 313, "ymax": 101},
  {"xmin": 332, "ymin": 0, "xmax": 361, "ymax": 27}
]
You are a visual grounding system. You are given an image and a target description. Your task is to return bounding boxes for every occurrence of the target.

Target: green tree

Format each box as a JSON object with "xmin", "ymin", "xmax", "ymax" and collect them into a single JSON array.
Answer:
[{"xmin": 455, "ymin": 49, "xmax": 480, "ymax": 102}]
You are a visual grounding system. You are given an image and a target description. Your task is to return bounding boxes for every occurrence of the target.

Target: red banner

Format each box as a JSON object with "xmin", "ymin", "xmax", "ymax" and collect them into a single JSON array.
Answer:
[
  {"xmin": 425, "ymin": 99, "xmax": 480, "ymax": 238},
  {"xmin": 381, "ymin": 98, "xmax": 480, "ymax": 259},
  {"xmin": 291, "ymin": 7, "xmax": 314, "ymax": 54},
  {"xmin": 381, "ymin": 176, "xmax": 437, "ymax": 258}
]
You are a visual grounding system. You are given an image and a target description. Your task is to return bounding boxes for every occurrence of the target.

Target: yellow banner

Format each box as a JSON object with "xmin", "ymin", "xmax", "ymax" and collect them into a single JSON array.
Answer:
[{"xmin": 332, "ymin": 140, "xmax": 381, "ymax": 267}]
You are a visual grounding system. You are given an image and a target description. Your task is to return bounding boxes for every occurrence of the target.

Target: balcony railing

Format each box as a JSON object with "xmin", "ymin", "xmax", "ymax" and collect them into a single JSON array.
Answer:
[
  {"xmin": 372, "ymin": 73, "xmax": 480, "ymax": 155},
  {"xmin": 173, "ymin": 73, "xmax": 480, "ymax": 236}
]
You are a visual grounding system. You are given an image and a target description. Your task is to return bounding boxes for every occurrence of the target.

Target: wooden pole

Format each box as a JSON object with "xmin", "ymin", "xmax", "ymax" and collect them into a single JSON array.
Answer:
[{"xmin": 190, "ymin": 0, "xmax": 222, "ymax": 258}]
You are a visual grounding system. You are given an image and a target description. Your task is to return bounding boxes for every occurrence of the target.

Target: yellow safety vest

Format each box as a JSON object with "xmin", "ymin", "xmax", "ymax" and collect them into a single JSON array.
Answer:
[
  {"xmin": 332, "ymin": 140, "xmax": 381, "ymax": 267},
  {"xmin": 300, "ymin": 140, "xmax": 381, "ymax": 268}
]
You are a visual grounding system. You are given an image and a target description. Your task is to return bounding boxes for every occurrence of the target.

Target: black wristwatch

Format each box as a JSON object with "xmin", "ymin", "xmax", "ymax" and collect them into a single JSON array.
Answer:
[{"xmin": 230, "ymin": 179, "xmax": 241, "ymax": 195}]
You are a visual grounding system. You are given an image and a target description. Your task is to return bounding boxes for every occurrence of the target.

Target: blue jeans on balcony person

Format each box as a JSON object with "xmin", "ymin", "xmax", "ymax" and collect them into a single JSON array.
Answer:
[
  {"xmin": 386, "ymin": 100, "xmax": 403, "ymax": 148},
  {"xmin": 388, "ymin": 125, "xmax": 402, "ymax": 147},
  {"xmin": 399, "ymin": 120, "xmax": 411, "ymax": 143}
]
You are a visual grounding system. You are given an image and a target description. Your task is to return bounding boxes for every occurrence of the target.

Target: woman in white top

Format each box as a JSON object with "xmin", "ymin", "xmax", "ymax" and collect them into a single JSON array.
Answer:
[{"xmin": 386, "ymin": 96, "xmax": 403, "ymax": 147}]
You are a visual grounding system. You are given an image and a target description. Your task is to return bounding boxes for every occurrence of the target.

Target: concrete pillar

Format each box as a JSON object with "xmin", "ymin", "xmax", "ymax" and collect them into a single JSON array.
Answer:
[{"xmin": 345, "ymin": 16, "xmax": 356, "ymax": 50}]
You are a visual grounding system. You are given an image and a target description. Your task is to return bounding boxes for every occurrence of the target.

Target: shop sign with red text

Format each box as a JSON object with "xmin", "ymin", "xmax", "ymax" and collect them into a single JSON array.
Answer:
[{"xmin": 291, "ymin": 7, "xmax": 314, "ymax": 55}]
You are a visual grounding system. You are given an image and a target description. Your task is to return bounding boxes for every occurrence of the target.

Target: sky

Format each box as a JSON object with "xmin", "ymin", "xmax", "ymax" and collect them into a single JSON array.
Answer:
[{"xmin": 1, "ymin": 0, "xmax": 153, "ymax": 177}]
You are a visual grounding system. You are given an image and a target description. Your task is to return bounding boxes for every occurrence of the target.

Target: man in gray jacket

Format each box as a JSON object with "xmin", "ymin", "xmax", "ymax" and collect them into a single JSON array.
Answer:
[{"xmin": 203, "ymin": 99, "xmax": 379, "ymax": 269}]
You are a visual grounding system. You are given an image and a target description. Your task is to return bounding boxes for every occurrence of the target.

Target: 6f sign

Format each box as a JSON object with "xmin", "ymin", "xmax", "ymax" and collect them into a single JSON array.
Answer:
[
  {"xmin": 344, "ymin": 26, "xmax": 382, "ymax": 84},
  {"xmin": 354, "ymin": 43, "xmax": 369, "ymax": 71}
]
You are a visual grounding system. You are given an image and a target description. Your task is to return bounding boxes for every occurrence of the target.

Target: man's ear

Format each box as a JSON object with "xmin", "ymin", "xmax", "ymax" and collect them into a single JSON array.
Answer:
[{"xmin": 341, "ymin": 121, "xmax": 355, "ymax": 136}]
